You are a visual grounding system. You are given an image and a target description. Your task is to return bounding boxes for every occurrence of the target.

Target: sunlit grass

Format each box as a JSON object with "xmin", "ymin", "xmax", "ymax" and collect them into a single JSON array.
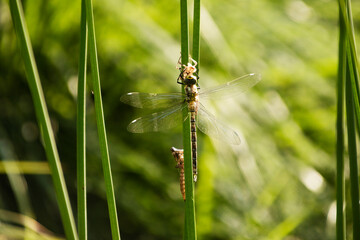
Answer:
[
  {"xmin": 8, "ymin": 0, "xmax": 78, "ymax": 239},
  {"xmin": 336, "ymin": 2, "xmax": 346, "ymax": 240},
  {"xmin": 337, "ymin": 0, "xmax": 360, "ymax": 239},
  {"xmin": 0, "ymin": 0, "xmax": 346, "ymax": 239},
  {"xmin": 180, "ymin": 0, "xmax": 197, "ymax": 239},
  {"xmin": 84, "ymin": 0, "xmax": 121, "ymax": 239},
  {"xmin": 77, "ymin": 0, "xmax": 88, "ymax": 239},
  {"xmin": 0, "ymin": 209, "xmax": 63, "ymax": 240},
  {"xmin": 0, "ymin": 161, "xmax": 50, "ymax": 174}
]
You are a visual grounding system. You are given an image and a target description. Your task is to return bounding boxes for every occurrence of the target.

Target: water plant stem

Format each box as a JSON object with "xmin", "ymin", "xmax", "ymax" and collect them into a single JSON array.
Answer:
[
  {"xmin": 180, "ymin": 0, "xmax": 197, "ymax": 239},
  {"xmin": 336, "ymin": 2, "xmax": 345, "ymax": 238},
  {"xmin": 84, "ymin": 0, "xmax": 121, "ymax": 239},
  {"xmin": 77, "ymin": 0, "xmax": 88, "ymax": 239},
  {"xmin": 337, "ymin": 0, "xmax": 360, "ymax": 238},
  {"xmin": 192, "ymin": 0, "xmax": 201, "ymax": 75},
  {"xmin": 8, "ymin": 0, "xmax": 78, "ymax": 239}
]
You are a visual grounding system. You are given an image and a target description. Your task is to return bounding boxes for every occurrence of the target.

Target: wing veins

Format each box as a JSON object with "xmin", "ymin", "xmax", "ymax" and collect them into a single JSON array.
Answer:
[
  {"xmin": 128, "ymin": 103, "xmax": 187, "ymax": 133},
  {"xmin": 196, "ymin": 103, "xmax": 241, "ymax": 145},
  {"xmin": 199, "ymin": 73, "xmax": 261, "ymax": 99},
  {"xmin": 121, "ymin": 92, "xmax": 185, "ymax": 109}
]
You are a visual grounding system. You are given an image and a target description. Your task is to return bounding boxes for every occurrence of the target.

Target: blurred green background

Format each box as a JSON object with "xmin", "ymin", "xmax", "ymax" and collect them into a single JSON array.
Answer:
[{"xmin": 0, "ymin": 0, "xmax": 355, "ymax": 239}]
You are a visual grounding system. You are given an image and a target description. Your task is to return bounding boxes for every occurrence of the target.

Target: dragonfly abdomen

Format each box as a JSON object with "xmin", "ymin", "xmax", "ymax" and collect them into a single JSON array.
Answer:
[
  {"xmin": 186, "ymin": 85, "xmax": 199, "ymax": 182},
  {"xmin": 171, "ymin": 147, "xmax": 185, "ymax": 201},
  {"xmin": 190, "ymin": 110, "xmax": 198, "ymax": 182}
]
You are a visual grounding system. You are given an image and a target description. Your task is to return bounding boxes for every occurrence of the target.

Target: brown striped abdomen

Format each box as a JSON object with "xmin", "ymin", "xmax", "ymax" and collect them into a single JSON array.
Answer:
[
  {"xmin": 185, "ymin": 83, "xmax": 199, "ymax": 182},
  {"xmin": 190, "ymin": 110, "xmax": 198, "ymax": 182},
  {"xmin": 171, "ymin": 147, "xmax": 185, "ymax": 201},
  {"xmin": 178, "ymin": 160, "xmax": 185, "ymax": 201}
]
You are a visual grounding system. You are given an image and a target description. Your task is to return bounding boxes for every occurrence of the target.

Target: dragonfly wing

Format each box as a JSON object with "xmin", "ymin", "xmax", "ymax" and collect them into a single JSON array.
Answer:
[
  {"xmin": 199, "ymin": 73, "xmax": 261, "ymax": 99},
  {"xmin": 121, "ymin": 92, "xmax": 185, "ymax": 109},
  {"xmin": 128, "ymin": 103, "xmax": 187, "ymax": 133},
  {"xmin": 196, "ymin": 103, "xmax": 241, "ymax": 145}
]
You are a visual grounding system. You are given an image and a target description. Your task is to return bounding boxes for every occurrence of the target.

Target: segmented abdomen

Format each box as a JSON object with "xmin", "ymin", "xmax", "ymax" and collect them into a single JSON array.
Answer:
[
  {"xmin": 171, "ymin": 147, "xmax": 185, "ymax": 201},
  {"xmin": 178, "ymin": 160, "xmax": 185, "ymax": 201},
  {"xmin": 190, "ymin": 110, "xmax": 197, "ymax": 182}
]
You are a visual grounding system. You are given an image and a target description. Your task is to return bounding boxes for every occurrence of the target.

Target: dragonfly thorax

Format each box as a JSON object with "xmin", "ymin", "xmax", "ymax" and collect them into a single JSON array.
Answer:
[
  {"xmin": 185, "ymin": 84, "xmax": 199, "ymax": 103},
  {"xmin": 182, "ymin": 63, "xmax": 197, "ymax": 80}
]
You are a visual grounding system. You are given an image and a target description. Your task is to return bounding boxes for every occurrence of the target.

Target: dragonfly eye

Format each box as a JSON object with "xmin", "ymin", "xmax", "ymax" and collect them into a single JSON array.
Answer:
[{"xmin": 184, "ymin": 76, "xmax": 197, "ymax": 85}]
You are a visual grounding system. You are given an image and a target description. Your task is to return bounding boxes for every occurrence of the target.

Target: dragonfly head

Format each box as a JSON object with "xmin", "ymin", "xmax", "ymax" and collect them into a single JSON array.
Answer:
[{"xmin": 183, "ymin": 75, "xmax": 197, "ymax": 85}]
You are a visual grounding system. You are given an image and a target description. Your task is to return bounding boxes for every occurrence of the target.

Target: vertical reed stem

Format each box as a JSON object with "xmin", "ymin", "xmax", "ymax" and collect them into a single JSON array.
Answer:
[
  {"xmin": 180, "ymin": 0, "xmax": 197, "ymax": 239},
  {"xmin": 8, "ymin": 1, "xmax": 78, "ymax": 239},
  {"xmin": 336, "ymin": 2, "xmax": 345, "ymax": 237},
  {"xmin": 84, "ymin": 0, "xmax": 121, "ymax": 239},
  {"xmin": 77, "ymin": 0, "xmax": 88, "ymax": 239}
]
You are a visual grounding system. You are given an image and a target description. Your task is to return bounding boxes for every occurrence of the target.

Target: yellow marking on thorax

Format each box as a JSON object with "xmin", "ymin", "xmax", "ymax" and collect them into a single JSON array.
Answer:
[{"xmin": 185, "ymin": 84, "xmax": 199, "ymax": 103}]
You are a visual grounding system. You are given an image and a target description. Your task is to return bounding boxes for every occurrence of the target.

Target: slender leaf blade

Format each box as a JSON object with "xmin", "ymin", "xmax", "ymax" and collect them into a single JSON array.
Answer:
[
  {"xmin": 77, "ymin": 0, "xmax": 88, "ymax": 239},
  {"xmin": 8, "ymin": 1, "xmax": 78, "ymax": 239},
  {"xmin": 192, "ymin": 0, "xmax": 201, "ymax": 77},
  {"xmin": 84, "ymin": 0, "xmax": 121, "ymax": 239},
  {"xmin": 180, "ymin": 0, "xmax": 197, "ymax": 239},
  {"xmin": 336, "ymin": 1, "xmax": 346, "ymax": 238}
]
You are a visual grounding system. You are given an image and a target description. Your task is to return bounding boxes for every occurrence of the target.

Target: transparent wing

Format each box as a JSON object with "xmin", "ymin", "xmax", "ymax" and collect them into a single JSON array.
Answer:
[
  {"xmin": 196, "ymin": 103, "xmax": 241, "ymax": 145},
  {"xmin": 128, "ymin": 103, "xmax": 187, "ymax": 133},
  {"xmin": 199, "ymin": 73, "xmax": 261, "ymax": 99},
  {"xmin": 121, "ymin": 92, "xmax": 185, "ymax": 109}
]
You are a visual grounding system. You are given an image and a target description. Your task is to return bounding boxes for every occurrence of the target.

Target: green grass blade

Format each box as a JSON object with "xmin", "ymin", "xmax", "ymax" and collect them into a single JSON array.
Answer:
[
  {"xmin": 339, "ymin": 0, "xmax": 360, "ymax": 108},
  {"xmin": 180, "ymin": 0, "xmax": 189, "ymax": 64},
  {"xmin": 344, "ymin": 0, "xmax": 360, "ymax": 134},
  {"xmin": 77, "ymin": 0, "xmax": 88, "ymax": 239},
  {"xmin": 346, "ymin": 47, "xmax": 360, "ymax": 240},
  {"xmin": 192, "ymin": 0, "xmax": 200, "ymax": 78},
  {"xmin": 345, "ymin": 64, "xmax": 360, "ymax": 240},
  {"xmin": 8, "ymin": 1, "xmax": 78, "ymax": 239},
  {"xmin": 336, "ymin": 2, "xmax": 346, "ymax": 239},
  {"xmin": 84, "ymin": 0, "xmax": 121, "ymax": 239},
  {"xmin": 180, "ymin": 0, "xmax": 197, "ymax": 239},
  {"xmin": 346, "ymin": 46, "xmax": 360, "ymax": 136},
  {"xmin": 339, "ymin": 0, "xmax": 360, "ymax": 237},
  {"xmin": 338, "ymin": 0, "xmax": 359, "ymax": 68}
]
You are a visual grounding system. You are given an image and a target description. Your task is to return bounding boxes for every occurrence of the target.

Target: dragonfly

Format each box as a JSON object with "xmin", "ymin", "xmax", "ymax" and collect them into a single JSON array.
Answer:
[
  {"xmin": 121, "ymin": 58, "xmax": 261, "ymax": 182},
  {"xmin": 171, "ymin": 147, "xmax": 185, "ymax": 201}
]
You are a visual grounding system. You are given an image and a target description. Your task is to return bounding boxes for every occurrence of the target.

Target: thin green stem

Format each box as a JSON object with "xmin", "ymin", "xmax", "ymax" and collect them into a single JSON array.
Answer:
[
  {"xmin": 180, "ymin": 0, "xmax": 189, "ymax": 64},
  {"xmin": 77, "ymin": 0, "xmax": 88, "ymax": 239},
  {"xmin": 338, "ymin": 2, "xmax": 360, "ymax": 237},
  {"xmin": 84, "ymin": 0, "xmax": 121, "ymax": 239},
  {"xmin": 339, "ymin": 0, "xmax": 360, "ymax": 105},
  {"xmin": 346, "ymin": 48, "xmax": 360, "ymax": 240},
  {"xmin": 180, "ymin": 0, "xmax": 197, "ymax": 240},
  {"xmin": 8, "ymin": 1, "xmax": 78, "ymax": 239},
  {"xmin": 345, "ymin": 67, "xmax": 360, "ymax": 240},
  {"xmin": 347, "ymin": 45, "xmax": 360, "ymax": 135},
  {"xmin": 336, "ymin": 2, "xmax": 346, "ymax": 239},
  {"xmin": 192, "ymin": 0, "xmax": 200, "ymax": 78}
]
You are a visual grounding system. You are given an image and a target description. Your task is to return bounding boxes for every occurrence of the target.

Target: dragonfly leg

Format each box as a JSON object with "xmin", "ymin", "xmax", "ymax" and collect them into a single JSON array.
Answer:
[
  {"xmin": 176, "ymin": 55, "xmax": 182, "ymax": 70},
  {"xmin": 189, "ymin": 56, "xmax": 197, "ymax": 67},
  {"xmin": 196, "ymin": 82, "xmax": 201, "ymax": 89},
  {"xmin": 176, "ymin": 55, "xmax": 187, "ymax": 84},
  {"xmin": 177, "ymin": 73, "xmax": 185, "ymax": 85}
]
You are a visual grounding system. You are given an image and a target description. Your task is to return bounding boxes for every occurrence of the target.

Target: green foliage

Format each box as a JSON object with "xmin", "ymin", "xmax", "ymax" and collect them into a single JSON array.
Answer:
[
  {"xmin": 337, "ymin": 0, "xmax": 360, "ymax": 239},
  {"xmin": 84, "ymin": 0, "xmax": 121, "ymax": 239},
  {"xmin": 336, "ymin": 3, "xmax": 345, "ymax": 239},
  {"xmin": 0, "ymin": 0, "xmax": 357, "ymax": 239},
  {"xmin": 7, "ymin": 0, "xmax": 78, "ymax": 239},
  {"xmin": 76, "ymin": 0, "xmax": 88, "ymax": 239},
  {"xmin": 180, "ymin": 0, "xmax": 197, "ymax": 240}
]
